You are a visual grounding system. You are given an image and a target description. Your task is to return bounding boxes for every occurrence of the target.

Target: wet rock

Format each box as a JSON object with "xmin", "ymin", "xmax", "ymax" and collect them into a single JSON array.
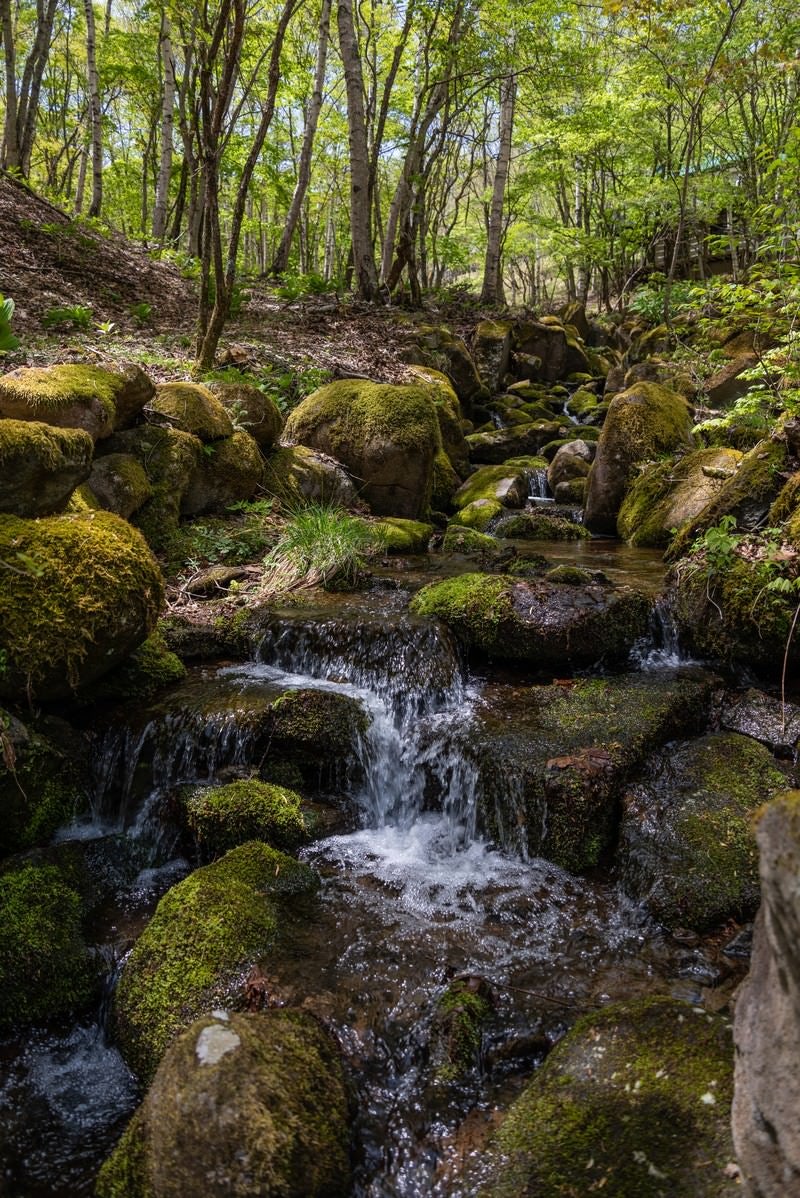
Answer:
[
  {"xmin": 453, "ymin": 460, "xmax": 544, "ymax": 510},
  {"xmin": 0, "ymin": 419, "xmax": 93, "ymax": 516},
  {"xmin": 429, "ymin": 975, "xmax": 493, "ymax": 1086},
  {"xmin": 182, "ymin": 779, "xmax": 310, "ymax": 860},
  {"xmin": 733, "ymin": 791, "xmax": 800, "ymax": 1196},
  {"xmin": 472, "ymin": 670, "xmax": 714, "ymax": 870},
  {"xmin": 147, "ymin": 382, "xmax": 234, "ymax": 442},
  {"xmin": 584, "ymin": 382, "xmax": 694, "ymax": 534},
  {"xmin": 466, "ymin": 421, "xmax": 567, "ymax": 464},
  {"xmin": 0, "ymin": 362, "xmax": 154, "ymax": 439},
  {"xmin": 371, "ymin": 516, "xmax": 433, "ymax": 552},
  {"xmin": 453, "ymin": 498, "xmax": 505, "ymax": 530},
  {"xmin": 0, "ymin": 510, "xmax": 163, "ymax": 701},
  {"xmin": 207, "ymin": 380, "xmax": 283, "ymax": 450},
  {"xmin": 546, "ymin": 439, "xmax": 595, "ymax": 492},
  {"xmin": 472, "ymin": 319, "xmax": 513, "ymax": 391},
  {"xmin": 410, "ymin": 572, "xmax": 649, "ymax": 674},
  {"xmin": 267, "ymin": 688, "xmax": 369, "ymax": 785},
  {"xmin": 85, "ymin": 629, "xmax": 186, "ymax": 703},
  {"xmin": 720, "ymin": 688, "xmax": 800, "ymax": 757},
  {"xmin": 0, "ymin": 712, "xmax": 89, "ymax": 855},
  {"xmin": 284, "ymin": 379, "xmax": 441, "ymax": 518},
  {"xmin": 492, "ymin": 510, "xmax": 588, "ymax": 541},
  {"xmin": 617, "ymin": 446, "xmax": 742, "ymax": 548},
  {"xmin": 442, "ymin": 524, "xmax": 498, "ymax": 554},
  {"xmin": 96, "ymin": 1010, "xmax": 351, "ymax": 1198},
  {"xmin": 88, "ymin": 451, "xmax": 153, "ymax": 519},
  {"xmin": 618, "ymin": 733, "xmax": 785, "ymax": 930},
  {"xmin": 113, "ymin": 841, "xmax": 319, "ymax": 1082},
  {"xmin": 472, "ymin": 996, "xmax": 736, "ymax": 1198},
  {"xmin": 262, "ymin": 444, "xmax": 356, "ymax": 508}
]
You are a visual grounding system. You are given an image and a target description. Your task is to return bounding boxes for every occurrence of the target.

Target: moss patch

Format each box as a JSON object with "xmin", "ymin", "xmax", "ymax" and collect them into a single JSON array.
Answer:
[
  {"xmin": 372, "ymin": 517, "xmax": 433, "ymax": 552},
  {"xmin": 87, "ymin": 630, "xmax": 186, "ymax": 703},
  {"xmin": 453, "ymin": 499, "xmax": 504, "ymax": 530},
  {"xmin": 148, "ymin": 382, "xmax": 234, "ymax": 442},
  {"xmin": 184, "ymin": 780, "xmax": 309, "ymax": 859},
  {"xmin": 493, "ymin": 511, "xmax": 589, "ymax": 541},
  {"xmin": 0, "ymin": 714, "xmax": 88, "ymax": 854},
  {"xmin": 443, "ymin": 524, "xmax": 498, "ymax": 553},
  {"xmin": 0, "ymin": 364, "xmax": 123, "ymax": 417}
]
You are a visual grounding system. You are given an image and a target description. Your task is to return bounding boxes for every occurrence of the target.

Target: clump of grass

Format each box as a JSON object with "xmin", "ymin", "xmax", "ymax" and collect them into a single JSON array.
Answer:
[{"xmin": 260, "ymin": 504, "xmax": 383, "ymax": 596}]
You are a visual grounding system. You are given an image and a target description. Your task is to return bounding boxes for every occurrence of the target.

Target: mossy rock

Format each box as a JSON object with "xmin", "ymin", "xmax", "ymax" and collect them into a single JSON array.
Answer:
[
  {"xmin": 183, "ymin": 780, "xmax": 309, "ymax": 859},
  {"xmin": 88, "ymin": 452, "xmax": 153, "ymax": 520},
  {"xmin": 113, "ymin": 841, "xmax": 319, "ymax": 1082},
  {"xmin": 453, "ymin": 499, "xmax": 505, "ymax": 531},
  {"xmin": 262, "ymin": 445, "xmax": 356, "ymax": 509},
  {"xmin": 519, "ymin": 401, "xmax": 560, "ymax": 422},
  {"xmin": 147, "ymin": 382, "xmax": 234, "ymax": 442},
  {"xmin": 472, "ymin": 319, "xmax": 513, "ymax": 391},
  {"xmin": 475, "ymin": 997, "xmax": 736, "ymax": 1198},
  {"xmin": 467, "ymin": 422, "xmax": 566, "ymax": 465},
  {"xmin": 0, "ymin": 863, "xmax": 97, "ymax": 1029},
  {"xmin": 453, "ymin": 460, "xmax": 546, "ymax": 510},
  {"xmin": 65, "ymin": 481, "xmax": 101, "ymax": 513},
  {"xmin": 546, "ymin": 439, "xmax": 594, "ymax": 492},
  {"xmin": 471, "ymin": 671, "xmax": 713, "ymax": 869},
  {"xmin": 0, "ymin": 712, "xmax": 89, "ymax": 855},
  {"xmin": 284, "ymin": 380, "xmax": 442, "ymax": 519},
  {"xmin": 442, "ymin": 524, "xmax": 498, "ymax": 553},
  {"xmin": 618, "ymin": 447, "xmax": 742, "ymax": 549},
  {"xmin": 493, "ymin": 511, "xmax": 588, "ymax": 541},
  {"xmin": 86, "ymin": 630, "xmax": 186, "ymax": 703},
  {"xmin": 565, "ymin": 388, "xmax": 599, "ymax": 419},
  {"xmin": 208, "ymin": 381, "xmax": 283, "ymax": 450},
  {"xmin": 667, "ymin": 436, "xmax": 789, "ymax": 561},
  {"xmin": 430, "ymin": 976, "xmax": 493, "ymax": 1085},
  {"xmin": 96, "ymin": 1009, "xmax": 351, "ymax": 1198},
  {"xmin": 584, "ymin": 382, "xmax": 694, "ymax": 534},
  {"xmin": 409, "ymin": 572, "xmax": 649, "ymax": 672},
  {"xmin": 372, "ymin": 517, "xmax": 433, "ymax": 552},
  {"xmin": 0, "ymin": 363, "xmax": 154, "ymax": 440},
  {"xmin": 667, "ymin": 553, "xmax": 800, "ymax": 675},
  {"xmin": 0, "ymin": 510, "xmax": 164, "ymax": 700},
  {"xmin": 431, "ymin": 447, "xmax": 461, "ymax": 510},
  {"xmin": 768, "ymin": 470, "xmax": 800, "ymax": 526},
  {"xmin": 267, "ymin": 688, "xmax": 369, "ymax": 785},
  {"xmin": 104, "ymin": 425, "xmax": 203, "ymax": 552},
  {"xmin": 0, "ymin": 418, "xmax": 93, "ymax": 517},
  {"xmin": 414, "ymin": 323, "xmax": 488, "ymax": 406},
  {"xmin": 553, "ymin": 478, "xmax": 588, "ymax": 504},
  {"xmin": 407, "ymin": 364, "xmax": 469, "ymax": 474},
  {"xmin": 619, "ymin": 733, "xmax": 785, "ymax": 930},
  {"xmin": 182, "ymin": 429, "xmax": 265, "ymax": 516}
]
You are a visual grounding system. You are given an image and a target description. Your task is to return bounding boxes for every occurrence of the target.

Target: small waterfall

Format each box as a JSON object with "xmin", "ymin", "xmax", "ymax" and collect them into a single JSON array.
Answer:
[
  {"xmin": 527, "ymin": 466, "xmax": 553, "ymax": 503},
  {"xmin": 631, "ymin": 596, "xmax": 692, "ymax": 668}
]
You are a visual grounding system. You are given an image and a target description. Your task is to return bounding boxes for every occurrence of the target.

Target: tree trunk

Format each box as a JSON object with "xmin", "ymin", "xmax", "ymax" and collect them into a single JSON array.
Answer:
[
  {"xmin": 480, "ymin": 74, "xmax": 515, "ymax": 305},
  {"xmin": 271, "ymin": 0, "xmax": 331, "ymax": 274},
  {"xmin": 337, "ymin": 0, "xmax": 379, "ymax": 300},
  {"xmin": 152, "ymin": 13, "xmax": 176, "ymax": 243},
  {"xmin": 1, "ymin": 0, "xmax": 19, "ymax": 170},
  {"xmin": 83, "ymin": 0, "xmax": 103, "ymax": 217}
]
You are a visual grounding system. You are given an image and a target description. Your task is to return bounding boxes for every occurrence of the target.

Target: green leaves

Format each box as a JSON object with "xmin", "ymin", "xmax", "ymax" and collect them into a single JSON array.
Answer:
[{"xmin": 0, "ymin": 296, "xmax": 20, "ymax": 354}]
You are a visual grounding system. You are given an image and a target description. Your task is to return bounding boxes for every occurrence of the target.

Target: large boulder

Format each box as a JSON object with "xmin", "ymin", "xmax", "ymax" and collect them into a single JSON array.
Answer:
[
  {"xmin": 546, "ymin": 438, "xmax": 594, "ymax": 493},
  {"xmin": 475, "ymin": 996, "xmax": 736, "ymax": 1198},
  {"xmin": 101, "ymin": 424, "xmax": 203, "ymax": 550},
  {"xmin": 147, "ymin": 382, "xmax": 234, "ymax": 442},
  {"xmin": 471, "ymin": 670, "xmax": 712, "ymax": 870},
  {"xmin": 113, "ymin": 841, "xmax": 318, "ymax": 1082},
  {"xmin": 96, "ymin": 1009, "xmax": 352, "ymax": 1198},
  {"xmin": 0, "ymin": 363, "xmax": 154, "ymax": 439},
  {"xmin": 618, "ymin": 733, "xmax": 785, "ymax": 930},
  {"xmin": 617, "ymin": 447, "xmax": 742, "ymax": 548},
  {"xmin": 0, "ymin": 419, "xmax": 93, "ymax": 515},
  {"xmin": 512, "ymin": 319, "xmax": 589, "ymax": 382},
  {"xmin": 207, "ymin": 380, "xmax": 283, "ymax": 450},
  {"xmin": 88, "ymin": 452, "xmax": 153, "ymax": 519},
  {"xmin": 584, "ymin": 382, "xmax": 694, "ymax": 534},
  {"xmin": 409, "ymin": 572, "xmax": 649, "ymax": 670},
  {"xmin": 182, "ymin": 429, "xmax": 265, "ymax": 515},
  {"xmin": 472, "ymin": 319, "xmax": 513, "ymax": 392},
  {"xmin": 284, "ymin": 380, "xmax": 441, "ymax": 518},
  {"xmin": 705, "ymin": 353, "xmax": 757, "ymax": 406},
  {"xmin": 733, "ymin": 791, "xmax": 800, "ymax": 1196},
  {"xmin": 262, "ymin": 444, "xmax": 356, "ymax": 507},
  {"xmin": 407, "ymin": 364, "xmax": 469, "ymax": 475},
  {"xmin": 0, "ymin": 510, "xmax": 163, "ymax": 700},
  {"xmin": 413, "ymin": 324, "xmax": 488, "ymax": 406}
]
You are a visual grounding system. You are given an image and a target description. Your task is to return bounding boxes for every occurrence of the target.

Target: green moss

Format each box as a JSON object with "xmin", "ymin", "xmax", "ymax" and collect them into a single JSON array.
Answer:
[
  {"xmin": 545, "ymin": 565, "xmax": 593, "ymax": 585},
  {"xmin": 372, "ymin": 517, "xmax": 433, "ymax": 552},
  {"xmin": 65, "ymin": 482, "xmax": 101, "ymax": 512},
  {"xmin": 88, "ymin": 630, "xmax": 186, "ymax": 702},
  {"xmin": 0, "ymin": 418, "xmax": 93, "ymax": 471},
  {"xmin": 0, "ymin": 717, "xmax": 87, "ymax": 854},
  {"xmin": 0, "ymin": 364, "xmax": 124, "ymax": 417},
  {"xmin": 431, "ymin": 447, "xmax": 460, "ymax": 509},
  {"xmin": 286, "ymin": 379, "xmax": 440, "ymax": 456},
  {"xmin": 0, "ymin": 864, "xmax": 96, "ymax": 1028},
  {"xmin": 493, "ymin": 511, "xmax": 589, "ymax": 540},
  {"xmin": 453, "ymin": 462, "xmax": 543, "ymax": 509},
  {"xmin": 110, "ymin": 424, "xmax": 203, "ymax": 551},
  {"xmin": 479, "ymin": 996, "xmax": 734, "ymax": 1198},
  {"xmin": 269, "ymin": 688, "xmax": 369, "ymax": 758},
  {"xmin": 410, "ymin": 574, "xmax": 513, "ymax": 651},
  {"xmin": 453, "ymin": 499, "xmax": 504, "ymax": 530},
  {"xmin": 768, "ymin": 470, "xmax": 800, "ymax": 525},
  {"xmin": 262, "ymin": 445, "xmax": 354, "ymax": 508},
  {"xmin": 433, "ymin": 979, "xmax": 492, "ymax": 1082},
  {"xmin": 0, "ymin": 510, "xmax": 164, "ymax": 699},
  {"xmin": 148, "ymin": 382, "xmax": 233, "ymax": 442},
  {"xmin": 113, "ymin": 841, "xmax": 318, "ymax": 1082},
  {"xmin": 89, "ymin": 452, "xmax": 153, "ymax": 517},
  {"xmin": 442, "ymin": 524, "xmax": 497, "ymax": 553},
  {"xmin": 96, "ymin": 1112, "xmax": 151, "ymax": 1198},
  {"xmin": 184, "ymin": 779, "xmax": 309, "ymax": 859},
  {"xmin": 565, "ymin": 388, "xmax": 599, "ymax": 419}
]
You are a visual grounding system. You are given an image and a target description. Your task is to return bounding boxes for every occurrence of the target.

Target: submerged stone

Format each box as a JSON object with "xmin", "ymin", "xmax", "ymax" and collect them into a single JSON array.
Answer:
[{"xmin": 183, "ymin": 779, "xmax": 309, "ymax": 859}]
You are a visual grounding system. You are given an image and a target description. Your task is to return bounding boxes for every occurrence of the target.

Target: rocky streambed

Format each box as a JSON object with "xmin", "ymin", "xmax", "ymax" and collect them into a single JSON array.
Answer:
[{"xmin": 1, "ymin": 545, "xmax": 797, "ymax": 1197}]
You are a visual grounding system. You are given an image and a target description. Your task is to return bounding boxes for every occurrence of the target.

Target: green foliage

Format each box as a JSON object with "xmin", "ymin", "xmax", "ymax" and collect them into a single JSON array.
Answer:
[
  {"xmin": 0, "ymin": 295, "xmax": 19, "ymax": 353},
  {"xmin": 129, "ymin": 302, "xmax": 153, "ymax": 326},
  {"xmin": 261, "ymin": 503, "xmax": 383, "ymax": 595},
  {"xmin": 628, "ymin": 278, "xmax": 697, "ymax": 322},
  {"xmin": 95, "ymin": 319, "xmax": 118, "ymax": 336},
  {"xmin": 275, "ymin": 272, "xmax": 338, "ymax": 301},
  {"xmin": 42, "ymin": 304, "xmax": 93, "ymax": 331},
  {"xmin": 691, "ymin": 514, "xmax": 742, "ymax": 576}
]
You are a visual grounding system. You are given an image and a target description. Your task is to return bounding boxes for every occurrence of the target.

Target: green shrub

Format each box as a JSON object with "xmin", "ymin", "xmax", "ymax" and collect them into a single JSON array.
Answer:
[
  {"xmin": 261, "ymin": 503, "xmax": 384, "ymax": 595},
  {"xmin": 0, "ymin": 294, "xmax": 19, "ymax": 353},
  {"xmin": 42, "ymin": 304, "xmax": 93, "ymax": 330}
]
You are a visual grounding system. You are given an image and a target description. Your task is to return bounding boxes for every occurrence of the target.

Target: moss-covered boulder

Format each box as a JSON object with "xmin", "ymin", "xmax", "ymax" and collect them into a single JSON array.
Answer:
[
  {"xmin": 413, "ymin": 324, "xmax": 488, "ymax": 406},
  {"xmin": 511, "ymin": 319, "xmax": 587, "ymax": 382},
  {"xmin": 475, "ymin": 997, "xmax": 736, "ymax": 1198},
  {"xmin": 284, "ymin": 380, "xmax": 441, "ymax": 519},
  {"xmin": 183, "ymin": 780, "xmax": 309, "ymax": 859},
  {"xmin": 453, "ymin": 461, "xmax": 544, "ymax": 510},
  {"xmin": 262, "ymin": 444, "xmax": 356, "ymax": 508},
  {"xmin": 666, "ymin": 436, "xmax": 789, "ymax": 561},
  {"xmin": 88, "ymin": 452, "xmax": 153, "ymax": 519},
  {"xmin": 617, "ymin": 447, "xmax": 742, "ymax": 548},
  {"xmin": 493, "ymin": 511, "xmax": 588, "ymax": 540},
  {"xmin": 431, "ymin": 447, "xmax": 461, "ymax": 509},
  {"xmin": 410, "ymin": 572, "xmax": 649, "ymax": 670},
  {"xmin": 103, "ymin": 425, "xmax": 203, "ymax": 551},
  {"xmin": 472, "ymin": 319, "xmax": 513, "ymax": 391},
  {"xmin": 466, "ymin": 421, "xmax": 566, "ymax": 465},
  {"xmin": 407, "ymin": 364, "xmax": 469, "ymax": 475},
  {"xmin": 87, "ymin": 629, "xmax": 186, "ymax": 702},
  {"xmin": 453, "ymin": 498, "xmax": 504, "ymax": 530},
  {"xmin": 372, "ymin": 517, "xmax": 433, "ymax": 552},
  {"xmin": 472, "ymin": 671, "xmax": 712, "ymax": 869},
  {"xmin": 113, "ymin": 841, "xmax": 318, "ymax": 1082},
  {"xmin": 0, "ymin": 713, "xmax": 88, "ymax": 855},
  {"xmin": 584, "ymin": 382, "xmax": 694, "ymax": 534},
  {"xmin": 0, "ymin": 510, "xmax": 163, "ymax": 700},
  {"xmin": 0, "ymin": 363, "xmax": 154, "ymax": 440},
  {"xmin": 147, "ymin": 382, "xmax": 234, "ymax": 442},
  {"xmin": 0, "ymin": 863, "xmax": 96, "ymax": 1029},
  {"xmin": 546, "ymin": 439, "xmax": 594, "ymax": 492},
  {"xmin": 619, "ymin": 733, "xmax": 785, "ymax": 930},
  {"xmin": 565, "ymin": 387, "xmax": 599, "ymax": 420},
  {"xmin": 0, "ymin": 418, "xmax": 93, "ymax": 516},
  {"xmin": 208, "ymin": 380, "xmax": 283, "ymax": 450},
  {"xmin": 182, "ymin": 429, "xmax": 265, "ymax": 515},
  {"xmin": 554, "ymin": 478, "xmax": 588, "ymax": 504},
  {"xmin": 96, "ymin": 1009, "xmax": 351, "ymax": 1198},
  {"xmin": 442, "ymin": 524, "xmax": 498, "ymax": 553},
  {"xmin": 267, "ymin": 688, "xmax": 369, "ymax": 786}
]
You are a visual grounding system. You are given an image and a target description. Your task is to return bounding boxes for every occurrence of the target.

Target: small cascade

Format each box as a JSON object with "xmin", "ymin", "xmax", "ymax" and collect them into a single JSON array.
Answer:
[
  {"xmin": 631, "ymin": 595, "xmax": 693, "ymax": 669},
  {"xmin": 527, "ymin": 466, "xmax": 554, "ymax": 503}
]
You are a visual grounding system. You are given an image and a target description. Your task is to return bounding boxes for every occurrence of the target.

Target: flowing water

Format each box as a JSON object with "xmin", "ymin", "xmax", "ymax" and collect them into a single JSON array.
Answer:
[{"xmin": 0, "ymin": 552, "xmax": 739, "ymax": 1197}]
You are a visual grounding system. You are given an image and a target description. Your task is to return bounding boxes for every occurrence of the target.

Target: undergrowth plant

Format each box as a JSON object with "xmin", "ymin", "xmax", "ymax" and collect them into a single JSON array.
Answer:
[
  {"xmin": 260, "ymin": 504, "xmax": 383, "ymax": 596},
  {"xmin": 0, "ymin": 295, "xmax": 19, "ymax": 353},
  {"xmin": 42, "ymin": 304, "xmax": 93, "ymax": 331}
]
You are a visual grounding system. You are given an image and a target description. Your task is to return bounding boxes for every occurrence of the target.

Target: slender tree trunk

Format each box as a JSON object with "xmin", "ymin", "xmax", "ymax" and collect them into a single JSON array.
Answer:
[
  {"xmin": 1, "ymin": 0, "xmax": 19, "ymax": 170},
  {"xmin": 83, "ymin": 0, "xmax": 103, "ymax": 216},
  {"xmin": 74, "ymin": 139, "xmax": 89, "ymax": 213},
  {"xmin": 336, "ymin": 0, "xmax": 379, "ymax": 300},
  {"xmin": 18, "ymin": 0, "xmax": 58, "ymax": 175},
  {"xmin": 152, "ymin": 13, "xmax": 176, "ymax": 242},
  {"xmin": 480, "ymin": 73, "xmax": 515, "ymax": 305},
  {"xmin": 271, "ymin": 0, "xmax": 331, "ymax": 274}
]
